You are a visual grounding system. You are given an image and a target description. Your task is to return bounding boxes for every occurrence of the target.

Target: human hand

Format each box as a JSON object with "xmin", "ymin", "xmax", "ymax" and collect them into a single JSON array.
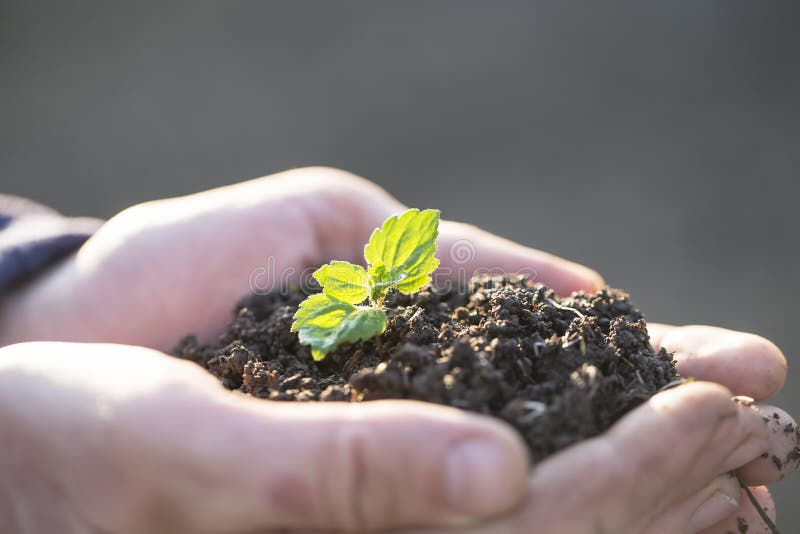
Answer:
[
  {"xmin": 0, "ymin": 168, "xmax": 795, "ymax": 532},
  {"xmin": 0, "ymin": 341, "xmax": 531, "ymax": 533},
  {"xmin": 399, "ymin": 325, "xmax": 797, "ymax": 534},
  {"xmin": 0, "ymin": 167, "xmax": 597, "ymax": 533},
  {"xmin": 1, "ymin": 334, "xmax": 794, "ymax": 534},
  {"xmin": 0, "ymin": 167, "xmax": 603, "ymax": 350}
]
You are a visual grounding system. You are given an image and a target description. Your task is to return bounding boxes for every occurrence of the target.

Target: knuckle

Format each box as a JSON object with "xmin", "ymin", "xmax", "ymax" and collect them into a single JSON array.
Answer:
[
  {"xmin": 292, "ymin": 166, "xmax": 375, "ymax": 194},
  {"xmin": 596, "ymin": 439, "xmax": 635, "ymax": 495},
  {"xmin": 292, "ymin": 166, "xmax": 400, "ymax": 214},
  {"xmin": 324, "ymin": 415, "xmax": 397, "ymax": 530},
  {"xmin": 596, "ymin": 437, "xmax": 671, "ymax": 531},
  {"xmin": 443, "ymin": 220, "xmax": 481, "ymax": 237},
  {"xmin": 749, "ymin": 334, "xmax": 787, "ymax": 391},
  {"xmin": 303, "ymin": 165, "xmax": 366, "ymax": 183},
  {"xmin": 557, "ymin": 441, "xmax": 635, "ymax": 533},
  {"xmin": 103, "ymin": 200, "xmax": 160, "ymax": 228}
]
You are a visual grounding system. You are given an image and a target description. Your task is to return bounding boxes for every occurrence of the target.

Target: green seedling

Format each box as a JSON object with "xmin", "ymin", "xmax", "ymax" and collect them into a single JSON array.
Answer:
[{"xmin": 291, "ymin": 208, "xmax": 440, "ymax": 360}]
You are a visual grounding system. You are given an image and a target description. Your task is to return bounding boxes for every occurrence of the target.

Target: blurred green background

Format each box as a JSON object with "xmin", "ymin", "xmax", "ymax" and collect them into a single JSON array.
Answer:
[{"xmin": 2, "ymin": 1, "xmax": 798, "ymax": 528}]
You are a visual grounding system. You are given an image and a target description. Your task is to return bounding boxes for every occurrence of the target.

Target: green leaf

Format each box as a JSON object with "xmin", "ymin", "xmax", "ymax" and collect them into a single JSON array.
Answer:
[
  {"xmin": 313, "ymin": 261, "xmax": 369, "ymax": 304},
  {"xmin": 364, "ymin": 208, "xmax": 440, "ymax": 297},
  {"xmin": 291, "ymin": 293, "xmax": 387, "ymax": 360},
  {"xmin": 366, "ymin": 260, "xmax": 404, "ymax": 300}
]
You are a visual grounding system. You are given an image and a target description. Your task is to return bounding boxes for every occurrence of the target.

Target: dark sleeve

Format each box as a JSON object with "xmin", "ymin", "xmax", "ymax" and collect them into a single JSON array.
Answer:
[{"xmin": 0, "ymin": 195, "xmax": 104, "ymax": 292}]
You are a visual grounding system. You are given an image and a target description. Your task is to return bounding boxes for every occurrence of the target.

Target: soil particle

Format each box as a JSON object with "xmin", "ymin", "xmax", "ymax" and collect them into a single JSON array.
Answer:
[
  {"xmin": 738, "ymin": 516, "xmax": 749, "ymax": 533},
  {"xmin": 175, "ymin": 276, "xmax": 678, "ymax": 461},
  {"xmin": 771, "ymin": 455, "xmax": 784, "ymax": 470}
]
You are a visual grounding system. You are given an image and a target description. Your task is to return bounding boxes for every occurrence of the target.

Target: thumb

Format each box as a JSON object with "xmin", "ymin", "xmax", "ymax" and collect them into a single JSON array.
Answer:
[{"xmin": 181, "ymin": 397, "xmax": 530, "ymax": 532}]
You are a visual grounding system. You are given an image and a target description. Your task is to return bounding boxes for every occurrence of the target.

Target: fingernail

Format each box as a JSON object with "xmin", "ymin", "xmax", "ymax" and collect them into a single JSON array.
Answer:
[
  {"xmin": 444, "ymin": 439, "xmax": 520, "ymax": 516},
  {"xmin": 687, "ymin": 490, "xmax": 740, "ymax": 533}
]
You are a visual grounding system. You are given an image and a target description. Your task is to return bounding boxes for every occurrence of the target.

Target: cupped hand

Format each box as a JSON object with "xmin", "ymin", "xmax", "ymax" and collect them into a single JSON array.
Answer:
[
  {"xmin": 404, "ymin": 325, "xmax": 796, "ymax": 534},
  {"xmin": 0, "ymin": 168, "xmax": 795, "ymax": 533},
  {"xmin": 0, "ymin": 167, "xmax": 597, "ymax": 533},
  {"xmin": 0, "ymin": 167, "xmax": 602, "ymax": 350},
  {"xmin": 0, "ymin": 341, "xmax": 529, "ymax": 533},
  {"xmin": 1, "ymin": 334, "xmax": 793, "ymax": 534}
]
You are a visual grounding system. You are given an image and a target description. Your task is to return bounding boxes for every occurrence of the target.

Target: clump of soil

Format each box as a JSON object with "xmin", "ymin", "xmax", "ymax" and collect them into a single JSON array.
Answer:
[{"xmin": 174, "ymin": 275, "xmax": 678, "ymax": 461}]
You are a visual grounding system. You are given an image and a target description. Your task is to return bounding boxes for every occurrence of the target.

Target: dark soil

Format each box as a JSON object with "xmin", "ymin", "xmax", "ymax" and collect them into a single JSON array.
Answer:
[{"xmin": 174, "ymin": 275, "xmax": 679, "ymax": 461}]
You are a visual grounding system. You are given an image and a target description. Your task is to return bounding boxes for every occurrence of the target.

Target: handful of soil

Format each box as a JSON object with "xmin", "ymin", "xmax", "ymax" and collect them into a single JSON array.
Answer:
[{"xmin": 175, "ymin": 275, "xmax": 678, "ymax": 461}]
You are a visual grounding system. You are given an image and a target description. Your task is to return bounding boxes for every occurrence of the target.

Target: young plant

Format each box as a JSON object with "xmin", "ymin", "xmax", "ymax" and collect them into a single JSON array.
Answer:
[{"xmin": 291, "ymin": 208, "xmax": 440, "ymax": 360}]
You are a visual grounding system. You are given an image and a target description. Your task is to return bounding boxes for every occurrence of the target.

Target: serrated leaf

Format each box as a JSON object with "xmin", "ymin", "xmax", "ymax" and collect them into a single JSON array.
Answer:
[
  {"xmin": 367, "ymin": 260, "xmax": 404, "ymax": 300},
  {"xmin": 396, "ymin": 258, "xmax": 440, "ymax": 292},
  {"xmin": 291, "ymin": 293, "xmax": 387, "ymax": 360},
  {"xmin": 313, "ymin": 261, "xmax": 369, "ymax": 304},
  {"xmin": 364, "ymin": 208, "xmax": 440, "ymax": 297}
]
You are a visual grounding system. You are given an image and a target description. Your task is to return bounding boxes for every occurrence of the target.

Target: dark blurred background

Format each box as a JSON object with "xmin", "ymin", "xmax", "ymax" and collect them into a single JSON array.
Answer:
[{"xmin": 2, "ymin": 1, "xmax": 798, "ymax": 527}]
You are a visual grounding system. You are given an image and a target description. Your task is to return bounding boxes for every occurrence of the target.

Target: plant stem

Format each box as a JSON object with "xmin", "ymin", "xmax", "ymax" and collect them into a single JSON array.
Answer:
[{"xmin": 737, "ymin": 474, "xmax": 779, "ymax": 533}]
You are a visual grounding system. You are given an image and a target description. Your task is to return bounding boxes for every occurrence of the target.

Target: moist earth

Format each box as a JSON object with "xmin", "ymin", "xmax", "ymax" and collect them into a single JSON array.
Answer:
[{"xmin": 174, "ymin": 275, "xmax": 679, "ymax": 461}]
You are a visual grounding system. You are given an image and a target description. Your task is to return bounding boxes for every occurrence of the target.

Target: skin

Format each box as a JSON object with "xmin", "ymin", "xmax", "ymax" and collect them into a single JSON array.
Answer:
[{"xmin": 0, "ymin": 167, "xmax": 795, "ymax": 533}]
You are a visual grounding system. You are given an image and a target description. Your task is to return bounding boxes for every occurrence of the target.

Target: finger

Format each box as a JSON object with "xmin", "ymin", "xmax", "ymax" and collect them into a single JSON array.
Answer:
[
  {"xmin": 437, "ymin": 220, "xmax": 605, "ymax": 295},
  {"xmin": 648, "ymin": 324, "xmax": 788, "ymax": 400},
  {"xmin": 646, "ymin": 322, "xmax": 673, "ymax": 351},
  {"xmin": 2, "ymin": 343, "xmax": 529, "ymax": 533},
  {"xmin": 644, "ymin": 474, "xmax": 740, "ymax": 533},
  {"xmin": 737, "ymin": 403, "xmax": 800, "ymax": 485},
  {"xmin": 596, "ymin": 382, "xmax": 768, "ymax": 531},
  {"xmin": 700, "ymin": 486, "xmax": 777, "ymax": 534},
  {"xmin": 155, "ymin": 395, "xmax": 530, "ymax": 532},
  {"xmin": 450, "ymin": 382, "xmax": 770, "ymax": 533}
]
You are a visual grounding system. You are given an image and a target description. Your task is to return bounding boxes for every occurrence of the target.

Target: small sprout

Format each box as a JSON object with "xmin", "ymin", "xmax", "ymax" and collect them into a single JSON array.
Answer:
[
  {"xmin": 291, "ymin": 294, "xmax": 388, "ymax": 361},
  {"xmin": 292, "ymin": 208, "xmax": 440, "ymax": 360}
]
